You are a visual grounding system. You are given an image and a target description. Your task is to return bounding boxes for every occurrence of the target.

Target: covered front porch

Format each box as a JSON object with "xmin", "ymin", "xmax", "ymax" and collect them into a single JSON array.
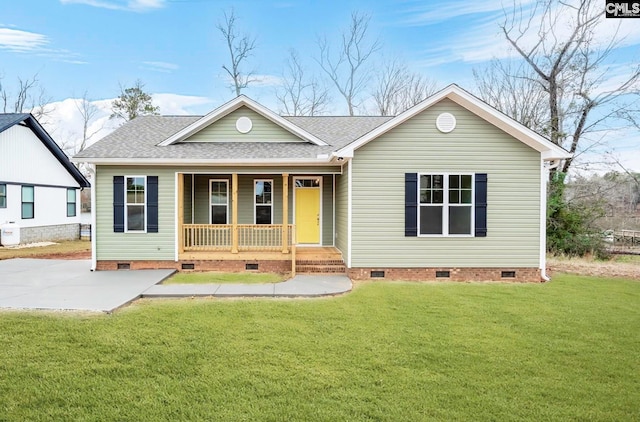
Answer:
[{"xmin": 176, "ymin": 171, "xmax": 338, "ymax": 270}]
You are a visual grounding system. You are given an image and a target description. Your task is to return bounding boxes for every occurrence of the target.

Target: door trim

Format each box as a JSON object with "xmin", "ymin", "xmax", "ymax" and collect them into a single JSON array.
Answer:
[{"xmin": 293, "ymin": 176, "xmax": 323, "ymax": 246}]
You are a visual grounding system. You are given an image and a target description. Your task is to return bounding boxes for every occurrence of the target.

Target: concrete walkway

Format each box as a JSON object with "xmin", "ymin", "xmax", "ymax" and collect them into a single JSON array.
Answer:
[
  {"xmin": 0, "ymin": 259, "xmax": 174, "ymax": 313},
  {"xmin": 0, "ymin": 259, "xmax": 352, "ymax": 312},
  {"xmin": 143, "ymin": 274, "xmax": 352, "ymax": 298}
]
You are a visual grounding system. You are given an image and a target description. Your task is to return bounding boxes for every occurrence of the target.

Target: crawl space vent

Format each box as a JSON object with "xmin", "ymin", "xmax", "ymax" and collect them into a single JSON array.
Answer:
[
  {"xmin": 370, "ymin": 270, "xmax": 385, "ymax": 278},
  {"xmin": 436, "ymin": 113, "xmax": 456, "ymax": 133},
  {"xmin": 436, "ymin": 270, "xmax": 450, "ymax": 278},
  {"xmin": 501, "ymin": 271, "xmax": 516, "ymax": 278},
  {"xmin": 246, "ymin": 263, "xmax": 259, "ymax": 270}
]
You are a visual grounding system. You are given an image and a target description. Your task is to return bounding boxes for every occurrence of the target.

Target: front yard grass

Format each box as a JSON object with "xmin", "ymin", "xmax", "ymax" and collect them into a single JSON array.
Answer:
[
  {"xmin": 164, "ymin": 271, "xmax": 286, "ymax": 284},
  {"xmin": 1, "ymin": 273, "xmax": 638, "ymax": 421},
  {"xmin": 0, "ymin": 240, "xmax": 90, "ymax": 260}
]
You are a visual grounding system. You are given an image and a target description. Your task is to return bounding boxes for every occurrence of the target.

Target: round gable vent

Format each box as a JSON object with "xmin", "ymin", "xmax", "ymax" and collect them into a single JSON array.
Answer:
[
  {"xmin": 436, "ymin": 113, "xmax": 456, "ymax": 133},
  {"xmin": 236, "ymin": 116, "xmax": 253, "ymax": 134}
]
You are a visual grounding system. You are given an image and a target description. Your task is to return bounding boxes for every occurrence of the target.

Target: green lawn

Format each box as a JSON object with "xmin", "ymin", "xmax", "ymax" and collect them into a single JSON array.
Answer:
[{"xmin": 1, "ymin": 274, "xmax": 639, "ymax": 421}]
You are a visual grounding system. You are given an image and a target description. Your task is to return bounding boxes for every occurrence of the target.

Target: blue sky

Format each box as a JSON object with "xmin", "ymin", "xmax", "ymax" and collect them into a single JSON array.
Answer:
[{"xmin": 1, "ymin": 0, "xmax": 639, "ymax": 171}]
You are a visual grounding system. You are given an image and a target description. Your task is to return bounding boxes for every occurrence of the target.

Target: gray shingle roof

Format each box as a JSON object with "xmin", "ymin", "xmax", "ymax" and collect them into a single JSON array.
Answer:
[
  {"xmin": 75, "ymin": 114, "xmax": 393, "ymax": 161},
  {"xmin": 0, "ymin": 113, "xmax": 30, "ymax": 133}
]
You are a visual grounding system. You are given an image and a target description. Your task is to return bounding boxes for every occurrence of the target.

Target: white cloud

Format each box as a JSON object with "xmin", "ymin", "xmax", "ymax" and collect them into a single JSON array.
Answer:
[
  {"xmin": 413, "ymin": 1, "xmax": 640, "ymax": 67},
  {"xmin": 38, "ymin": 93, "xmax": 215, "ymax": 155},
  {"xmin": 59, "ymin": 0, "xmax": 165, "ymax": 12},
  {"xmin": 398, "ymin": 0, "xmax": 526, "ymax": 26},
  {"xmin": 152, "ymin": 93, "xmax": 215, "ymax": 115},
  {"xmin": 0, "ymin": 27, "xmax": 49, "ymax": 52},
  {"xmin": 141, "ymin": 61, "xmax": 179, "ymax": 73}
]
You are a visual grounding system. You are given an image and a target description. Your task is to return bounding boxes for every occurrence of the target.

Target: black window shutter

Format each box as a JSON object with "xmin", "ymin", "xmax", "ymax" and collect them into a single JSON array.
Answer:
[
  {"xmin": 405, "ymin": 173, "xmax": 418, "ymax": 237},
  {"xmin": 147, "ymin": 176, "xmax": 159, "ymax": 233},
  {"xmin": 475, "ymin": 173, "xmax": 487, "ymax": 237},
  {"xmin": 113, "ymin": 176, "xmax": 125, "ymax": 232}
]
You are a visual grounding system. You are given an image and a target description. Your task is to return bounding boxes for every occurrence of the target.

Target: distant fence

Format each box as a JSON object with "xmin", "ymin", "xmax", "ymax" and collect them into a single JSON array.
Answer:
[
  {"xmin": 606, "ymin": 230, "xmax": 640, "ymax": 254},
  {"xmin": 80, "ymin": 224, "xmax": 91, "ymax": 241}
]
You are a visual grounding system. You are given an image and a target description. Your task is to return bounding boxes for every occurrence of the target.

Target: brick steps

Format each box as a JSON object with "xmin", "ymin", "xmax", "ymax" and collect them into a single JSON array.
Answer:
[{"xmin": 295, "ymin": 259, "xmax": 346, "ymax": 274}]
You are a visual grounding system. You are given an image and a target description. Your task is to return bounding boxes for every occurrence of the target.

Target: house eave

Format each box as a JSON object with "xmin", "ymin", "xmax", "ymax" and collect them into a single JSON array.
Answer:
[{"xmin": 71, "ymin": 157, "xmax": 338, "ymax": 167}]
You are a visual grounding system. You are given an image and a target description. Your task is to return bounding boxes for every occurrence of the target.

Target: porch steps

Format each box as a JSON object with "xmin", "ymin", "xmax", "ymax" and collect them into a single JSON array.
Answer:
[
  {"xmin": 295, "ymin": 259, "xmax": 347, "ymax": 274},
  {"xmin": 295, "ymin": 247, "xmax": 346, "ymax": 274}
]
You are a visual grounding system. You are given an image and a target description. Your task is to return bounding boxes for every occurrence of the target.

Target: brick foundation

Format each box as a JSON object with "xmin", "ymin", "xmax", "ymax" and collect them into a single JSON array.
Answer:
[
  {"xmin": 96, "ymin": 259, "xmax": 292, "ymax": 273},
  {"xmin": 348, "ymin": 267, "xmax": 543, "ymax": 283}
]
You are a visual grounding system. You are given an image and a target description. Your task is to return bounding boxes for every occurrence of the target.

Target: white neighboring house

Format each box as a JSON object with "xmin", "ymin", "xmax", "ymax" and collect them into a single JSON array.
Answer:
[{"xmin": 0, "ymin": 113, "xmax": 90, "ymax": 245}]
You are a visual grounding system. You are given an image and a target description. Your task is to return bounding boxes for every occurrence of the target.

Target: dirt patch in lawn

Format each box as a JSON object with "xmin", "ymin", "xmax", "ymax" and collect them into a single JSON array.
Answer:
[
  {"xmin": 0, "ymin": 240, "xmax": 91, "ymax": 260},
  {"xmin": 548, "ymin": 255, "xmax": 640, "ymax": 280}
]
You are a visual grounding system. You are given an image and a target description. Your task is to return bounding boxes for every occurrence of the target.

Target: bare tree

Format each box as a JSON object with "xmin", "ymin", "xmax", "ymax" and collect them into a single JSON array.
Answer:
[
  {"xmin": 110, "ymin": 80, "xmax": 159, "ymax": 122},
  {"xmin": 0, "ymin": 73, "xmax": 54, "ymax": 124},
  {"xmin": 75, "ymin": 91, "xmax": 102, "ymax": 152},
  {"xmin": 217, "ymin": 8, "xmax": 257, "ymax": 96},
  {"xmin": 276, "ymin": 49, "xmax": 330, "ymax": 116},
  {"xmin": 317, "ymin": 11, "xmax": 381, "ymax": 115},
  {"xmin": 474, "ymin": 59, "xmax": 549, "ymax": 131},
  {"xmin": 372, "ymin": 59, "xmax": 438, "ymax": 116},
  {"xmin": 495, "ymin": 0, "xmax": 640, "ymax": 175}
]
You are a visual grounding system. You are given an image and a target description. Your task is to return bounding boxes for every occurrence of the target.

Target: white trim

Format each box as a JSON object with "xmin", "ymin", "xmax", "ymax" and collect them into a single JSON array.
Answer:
[
  {"xmin": 157, "ymin": 95, "xmax": 328, "ymax": 147},
  {"xmin": 332, "ymin": 174, "xmax": 336, "ymax": 247},
  {"xmin": 209, "ymin": 179, "xmax": 229, "ymax": 224},
  {"xmin": 293, "ymin": 176, "xmax": 323, "ymax": 245},
  {"xmin": 124, "ymin": 175, "xmax": 147, "ymax": 233},
  {"xmin": 336, "ymin": 84, "xmax": 571, "ymax": 161},
  {"xmin": 254, "ymin": 179, "xmax": 274, "ymax": 224},
  {"xmin": 191, "ymin": 173, "xmax": 195, "ymax": 224},
  {"xmin": 417, "ymin": 173, "xmax": 475, "ymax": 237},
  {"xmin": 347, "ymin": 159, "xmax": 352, "ymax": 268},
  {"xmin": 90, "ymin": 165, "xmax": 97, "ymax": 271},
  {"xmin": 72, "ymin": 158, "xmax": 337, "ymax": 166},
  {"xmin": 540, "ymin": 159, "xmax": 549, "ymax": 281},
  {"xmin": 174, "ymin": 172, "xmax": 179, "ymax": 262}
]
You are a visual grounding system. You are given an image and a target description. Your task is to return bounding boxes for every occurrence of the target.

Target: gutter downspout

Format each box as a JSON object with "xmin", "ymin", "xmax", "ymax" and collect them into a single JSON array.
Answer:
[
  {"xmin": 540, "ymin": 159, "xmax": 561, "ymax": 282},
  {"xmin": 89, "ymin": 165, "xmax": 97, "ymax": 271}
]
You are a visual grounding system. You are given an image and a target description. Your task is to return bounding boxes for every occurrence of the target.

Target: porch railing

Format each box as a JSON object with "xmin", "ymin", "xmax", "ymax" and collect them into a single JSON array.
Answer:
[{"xmin": 182, "ymin": 224, "xmax": 294, "ymax": 252}]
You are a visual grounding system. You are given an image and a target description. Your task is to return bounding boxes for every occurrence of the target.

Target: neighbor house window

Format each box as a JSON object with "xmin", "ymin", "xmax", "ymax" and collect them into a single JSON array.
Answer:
[
  {"xmin": 0, "ymin": 184, "xmax": 6, "ymax": 208},
  {"xmin": 254, "ymin": 180, "xmax": 273, "ymax": 224},
  {"xmin": 21, "ymin": 186, "xmax": 34, "ymax": 219},
  {"xmin": 419, "ymin": 174, "xmax": 473, "ymax": 236},
  {"xmin": 210, "ymin": 180, "xmax": 228, "ymax": 224},
  {"xmin": 125, "ymin": 176, "xmax": 146, "ymax": 232},
  {"xmin": 67, "ymin": 188, "xmax": 77, "ymax": 217}
]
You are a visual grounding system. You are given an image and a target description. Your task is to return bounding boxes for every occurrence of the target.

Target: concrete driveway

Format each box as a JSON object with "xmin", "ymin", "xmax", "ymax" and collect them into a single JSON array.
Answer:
[{"xmin": 0, "ymin": 259, "xmax": 174, "ymax": 313}]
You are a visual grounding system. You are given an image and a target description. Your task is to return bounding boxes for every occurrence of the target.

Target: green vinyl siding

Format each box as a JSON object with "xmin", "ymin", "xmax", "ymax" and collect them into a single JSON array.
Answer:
[
  {"xmin": 335, "ymin": 167, "xmax": 349, "ymax": 263},
  {"xmin": 183, "ymin": 174, "xmax": 193, "ymax": 224},
  {"xmin": 350, "ymin": 99, "xmax": 541, "ymax": 268},
  {"xmin": 95, "ymin": 166, "xmax": 175, "ymax": 260},
  {"xmin": 184, "ymin": 107, "xmax": 304, "ymax": 143}
]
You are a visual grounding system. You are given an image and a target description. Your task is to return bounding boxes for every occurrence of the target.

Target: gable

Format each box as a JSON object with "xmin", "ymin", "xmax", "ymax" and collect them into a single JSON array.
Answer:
[
  {"xmin": 357, "ymin": 98, "xmax": 540, "ymax": 167},
  {"xmin": 337, "ymin": 84, "xmax": 570, "ymax": 161},
  {"xmin": 183, "ymin": 106, "xmax": 306, "ymax": 143},
  {"xmin": 0, "ymin": 124, "xmax": 81, "ymax": 187}
]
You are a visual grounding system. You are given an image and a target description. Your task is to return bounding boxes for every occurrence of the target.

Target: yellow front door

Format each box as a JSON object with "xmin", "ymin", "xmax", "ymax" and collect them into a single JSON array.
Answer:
[{"xmin": 295, "ymin": 187, "xmax": 321, "ymax": 244}]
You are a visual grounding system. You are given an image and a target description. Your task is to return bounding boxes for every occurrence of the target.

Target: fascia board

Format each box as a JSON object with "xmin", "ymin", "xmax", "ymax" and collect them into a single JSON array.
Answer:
[{"xmin": 70, "ymin": 157, "xmax": 336, "ymax": 166}]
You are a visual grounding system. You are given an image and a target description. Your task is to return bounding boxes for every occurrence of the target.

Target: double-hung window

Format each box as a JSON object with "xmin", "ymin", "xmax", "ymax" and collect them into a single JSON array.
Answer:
[
  {"xmin": 419, "ymin": 174, "xmax": 473, "ymax": 236},
  {"xmin": 210, "ymin": 180, "xmax": 228, "ymax": 224},
  {"xmin": 254, "ymin": 180, "xmax": 273, "ymax": 224},
  {"xmin": 67, "ymin": 188, "xmax": 77, "ymax": 217},
  {"xmin": 125, "ymin": 176, "xmax": 146, "ymax": 232},
  {"xmin": 0, "ymin": 184, "xmax": 6, "ymax": 208},
  {"xmin": 21, "ymin": 186, "xmax": 34, "ymax": 219}
]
